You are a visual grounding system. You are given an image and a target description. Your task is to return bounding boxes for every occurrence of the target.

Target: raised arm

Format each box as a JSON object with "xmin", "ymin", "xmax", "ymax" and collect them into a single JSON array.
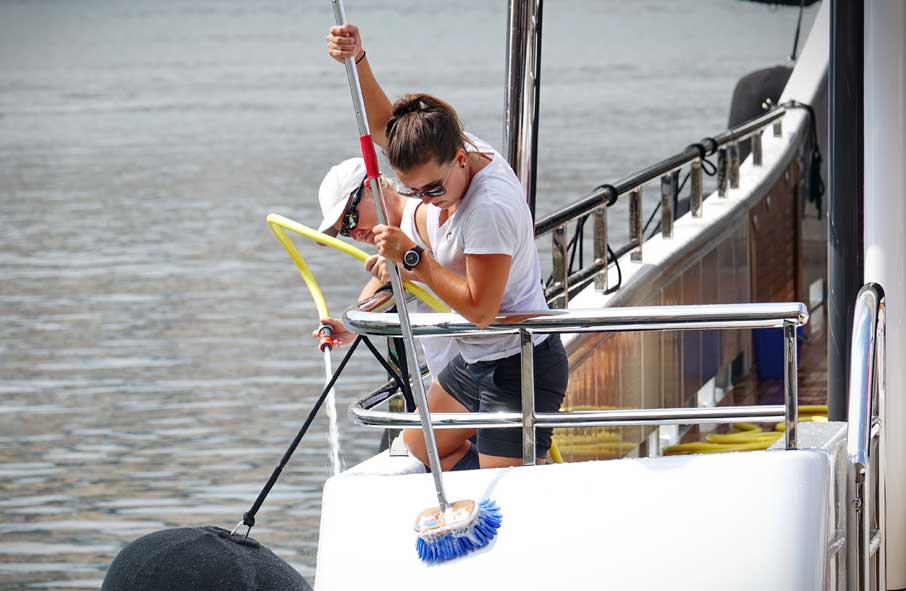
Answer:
[
  {"xmin": 372, "ymin": 225, "xmax": 510, "ymax": 328},
  {"xmin": 413, "ymin": 252, "xmax": 510, "ymax": 328},
  {"xmin": 326, "ymin": 24, "xmax": 393, "ymax": 148}
]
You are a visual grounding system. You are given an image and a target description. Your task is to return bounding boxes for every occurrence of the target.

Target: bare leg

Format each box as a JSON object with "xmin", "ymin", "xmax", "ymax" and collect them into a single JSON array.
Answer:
[
  {"xmin": 478, "ymin": 454, "xmax": 522, "ymax": 469},
  {"xmin": 403, "ymin": 380, "xmax": 476, "ymax": 472},
  {"xmin": 478, "ymin": 454, "xmax": 547, "ymax": 469}
]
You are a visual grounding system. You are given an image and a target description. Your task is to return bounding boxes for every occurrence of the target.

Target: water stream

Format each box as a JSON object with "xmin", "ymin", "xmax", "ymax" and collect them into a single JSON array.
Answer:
[{"xmin": 322, "ymin": 349, "xmax": 342, "ymax": 476}]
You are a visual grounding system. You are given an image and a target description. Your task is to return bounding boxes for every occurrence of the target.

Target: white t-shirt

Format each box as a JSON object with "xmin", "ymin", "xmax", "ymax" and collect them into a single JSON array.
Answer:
[
  {"xmin": 399, "ymin": 199, "xmax": 460, "ymax": 378},
  {"xmin": 431, "ymin": 133, "xmax": 549, "ymax": 363}
]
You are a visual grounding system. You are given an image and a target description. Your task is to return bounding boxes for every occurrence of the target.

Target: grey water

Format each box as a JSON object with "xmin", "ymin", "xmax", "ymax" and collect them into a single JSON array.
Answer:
[{"xmin": 0, "ymin": 0, "xmax": 817, "ymax": 588}]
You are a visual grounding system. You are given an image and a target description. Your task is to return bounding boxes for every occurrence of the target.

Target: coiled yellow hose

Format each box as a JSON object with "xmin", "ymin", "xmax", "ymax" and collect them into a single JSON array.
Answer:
[{"xmin": 663, "ymin": 404, "xmax": 829, "ymax": 455}]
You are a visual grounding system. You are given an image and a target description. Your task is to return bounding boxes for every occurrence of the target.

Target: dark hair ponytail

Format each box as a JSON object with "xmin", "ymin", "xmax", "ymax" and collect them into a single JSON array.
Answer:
[{"xmin": 385, "ymin": 94, "xmax": 468, "ymax": 172}]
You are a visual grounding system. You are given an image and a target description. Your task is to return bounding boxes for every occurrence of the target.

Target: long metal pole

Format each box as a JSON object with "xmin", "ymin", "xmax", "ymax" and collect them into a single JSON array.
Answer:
[
  {"xmin": 503, "ymin": 0, "xmax": 527, "ymax": 180},
  {"xmin": 331, "ymin": 0, "xmax": 449, "ymax": 512},
  {"xmin": 523, "ymin": 0, "xmax": 542, "ymax": 221},
  {"xmin": 828, "ymin": 0, "xmax": 864, "ymax": 422},
  {"xmin": 503, "ymin": 0, "xmax": 542, "ymax": 220}
]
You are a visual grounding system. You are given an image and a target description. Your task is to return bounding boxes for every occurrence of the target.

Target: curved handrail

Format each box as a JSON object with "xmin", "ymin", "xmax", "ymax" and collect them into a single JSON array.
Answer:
[
  {"xmin": 346, "ymin": 301, "xmax": 807, "ymax": 457},
  {"xmin": 266, "ymin": 213, "xmax": 448, "ymax": 314},
  {"xmin": 847, "ymin": 284, "xmax": 883, "ymax": 468},
  {"xmin": 342, "ymin": 302, "xmax": 809, "ymax": 338},
  {"xmin": 350, "ymin": 404, "xmax": 789, "ymax": 430},
  {"xmin": 846, "ymin": 283, "xmax": 885, "ymax": 591}
]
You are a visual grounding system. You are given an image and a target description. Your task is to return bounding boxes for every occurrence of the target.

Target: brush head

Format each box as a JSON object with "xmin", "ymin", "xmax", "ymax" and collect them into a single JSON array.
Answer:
[{"xmin": 414, "ymin": 498, "xmax": 502, "ymax": 563}]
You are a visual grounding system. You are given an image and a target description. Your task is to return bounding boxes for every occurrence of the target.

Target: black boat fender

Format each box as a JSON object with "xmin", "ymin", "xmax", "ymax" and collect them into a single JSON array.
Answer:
[
  {"xmin": 101, "ymin": 526, "xmax": 313, "ymax": 591},
  {"xmin": 728, "ymin": 65, "xmax": 794, "ymax": 161}
]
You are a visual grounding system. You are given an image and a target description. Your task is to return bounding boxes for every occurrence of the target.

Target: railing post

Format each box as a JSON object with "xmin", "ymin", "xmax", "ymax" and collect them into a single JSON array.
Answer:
[
  {"xmin": 773, "ymin": 117, "xmax": 783, "ymax": 137},
  {"xmin": 783, "ymin": 320, "xmax": 799, "ymax": 449},
  {"xmin": 594, "ymin": 206, "xmax": 608, "ymax": 291},
  {"xmin": 728, "ymin": 141, "xmax": 740, "ymax": 190},
  {"xmin": 849, "ymin": 461, "xmax": 871, "ymax": 591},
  {"xmin": 845, "ymin": 285, "xmax": 884, "ymax": 591},
  {"xmin": 876, "ymin": 301, "xmax": 887, "ymax": 591},
  {"xmin": 552, "ymin": 225, "xmax": 568, "ymax": 308},
  {"xmin": 752, "ymin": 131, "xmax": 763, "ymax": 166},
  {"xmin": 520, "ymin": 329, "xmax": 536, "ymax": 465},
  {"xmin": 718, "ymin": 146, "xmax": 728, "ymax": 198},
  {"xmin": 630, "ymin": 188, "xmax": 643, "ymax": 262},
  {"xmin": 660, "ymin": 173, "xmax": 675, "ymax": 238},
  {"xmin": 691, "ymin": 160, "xmax": 703, "ymax": 218}
]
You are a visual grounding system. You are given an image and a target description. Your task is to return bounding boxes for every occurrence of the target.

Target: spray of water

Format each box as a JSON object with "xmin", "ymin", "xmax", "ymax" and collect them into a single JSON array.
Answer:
[{"xmin": 322, "ymin": 348, "xmax": 342, "ymax": 475}]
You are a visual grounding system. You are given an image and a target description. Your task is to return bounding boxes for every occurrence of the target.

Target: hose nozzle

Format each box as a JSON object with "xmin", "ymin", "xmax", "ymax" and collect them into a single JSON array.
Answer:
[{"xmin": 318, "ymin": 323, "xmax": 335, "ymax": 352}]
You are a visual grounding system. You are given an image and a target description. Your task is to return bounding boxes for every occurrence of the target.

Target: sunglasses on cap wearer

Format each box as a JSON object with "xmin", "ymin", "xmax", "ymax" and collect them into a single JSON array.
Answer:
[
  {"xmin": 398, "ymin": 161, "xmax": 456, "ymax": 200},
  {"xmin": 339, "ymin": 176, "xmax": 368, "ymax": 237}
]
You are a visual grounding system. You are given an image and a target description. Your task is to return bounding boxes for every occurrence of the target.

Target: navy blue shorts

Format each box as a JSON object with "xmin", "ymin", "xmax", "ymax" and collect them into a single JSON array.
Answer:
[{"xmin": 437, "ymin": 335, "xmax": 569, "ymax": 459}]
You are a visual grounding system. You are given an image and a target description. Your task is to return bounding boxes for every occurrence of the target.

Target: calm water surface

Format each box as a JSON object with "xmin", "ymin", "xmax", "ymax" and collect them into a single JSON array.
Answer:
[{"xmin": 0, "ymin": 0, "xmax": 817, "ymax": 587}]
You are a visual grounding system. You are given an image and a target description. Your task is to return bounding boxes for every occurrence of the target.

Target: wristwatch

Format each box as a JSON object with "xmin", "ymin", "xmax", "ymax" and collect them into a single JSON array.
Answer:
[{"xmin": 402, "ymin": 245, "xmax": 425, "ymax": 271}]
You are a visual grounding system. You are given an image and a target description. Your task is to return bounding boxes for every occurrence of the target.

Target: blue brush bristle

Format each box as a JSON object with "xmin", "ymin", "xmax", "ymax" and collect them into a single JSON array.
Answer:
[{"xmin": 416, "ymin": 498, "xmax": 502, "ymax": 564}]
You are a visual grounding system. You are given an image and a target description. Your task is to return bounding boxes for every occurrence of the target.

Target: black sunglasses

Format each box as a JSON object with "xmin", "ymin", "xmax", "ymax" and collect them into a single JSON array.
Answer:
[
  {"xmin": 398, "ymin": 161, "xmax": 456, "ymax": 200},
  {"xmin": 339, "ymin": 176, "xmax": 368, "ymax": 236}
]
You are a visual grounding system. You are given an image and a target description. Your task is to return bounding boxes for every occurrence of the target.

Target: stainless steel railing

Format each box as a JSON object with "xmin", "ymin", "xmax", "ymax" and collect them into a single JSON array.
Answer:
[
  {"xmin": 345, "ymin": 302, "xmax": 808, "ymax": 465},
  {"xmin": 534, "ymin": 106, "xmax": 788, "ymax": 307},
  {"xmin": 846, "ymin": 284, "xmax": 885, "ymax": 591}
]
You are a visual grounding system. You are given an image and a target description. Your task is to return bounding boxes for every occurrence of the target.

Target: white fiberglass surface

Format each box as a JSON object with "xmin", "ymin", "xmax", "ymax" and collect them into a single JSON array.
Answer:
[{"xmin": 316, "ymin": 450, "xmax": 830, "ymax": 590}]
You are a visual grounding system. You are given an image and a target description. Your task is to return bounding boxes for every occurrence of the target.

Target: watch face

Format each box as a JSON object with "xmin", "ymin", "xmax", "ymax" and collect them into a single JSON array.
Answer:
[{"xmin": 404, "ymin": 249, "xmax": 420, "ymax": 268}]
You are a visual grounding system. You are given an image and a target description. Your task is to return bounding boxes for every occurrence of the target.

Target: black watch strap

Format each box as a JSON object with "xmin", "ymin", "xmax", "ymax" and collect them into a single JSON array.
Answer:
[{"xmin": 402, "ymin": 245, "xmax": 425, "ymax": 271}]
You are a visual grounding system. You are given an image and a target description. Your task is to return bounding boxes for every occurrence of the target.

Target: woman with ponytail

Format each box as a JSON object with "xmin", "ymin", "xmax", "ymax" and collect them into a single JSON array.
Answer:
[{"xmin": 326, "ymin": 24, "xmax": 568, "ymax": 470}]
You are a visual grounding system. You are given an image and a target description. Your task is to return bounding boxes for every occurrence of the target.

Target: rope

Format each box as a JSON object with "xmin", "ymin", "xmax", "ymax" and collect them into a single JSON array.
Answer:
[
  {"xmin": 783, "ymin": 100, "xmax": 825, "ymax": 218},
  {"xmin": 238, "ymin": 335, "xmax": 364, "ymax": 533},
  {"xmin": 789, "ymin": 0, "xmax": 807, "ymax": 62}
]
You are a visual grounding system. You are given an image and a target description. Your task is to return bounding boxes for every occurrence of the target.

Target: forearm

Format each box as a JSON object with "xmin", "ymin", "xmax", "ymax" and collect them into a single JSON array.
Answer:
[
  {"xmin": 355, "ymin": 56, "xmax": 393, "ymax": 147},
  {"xmin": 358, "ymin": 276, "xmax": 386, "ymax": 301},
  {"xmin": 412, "ymin": 257, "xmax": 498, "ymax": 327}
]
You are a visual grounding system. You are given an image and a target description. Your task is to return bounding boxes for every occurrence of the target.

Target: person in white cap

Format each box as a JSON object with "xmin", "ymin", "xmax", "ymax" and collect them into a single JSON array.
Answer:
[
  {"xmin": 317, "ymin": 157, "xmax": 391, "ymax": 243},
  {"xmin": 314, "ymin": 158, "xmax": 469, "ymax": 435},
  {"xmin": 315, "ymin": 157, "xmax": 436, "ymax": 305}
]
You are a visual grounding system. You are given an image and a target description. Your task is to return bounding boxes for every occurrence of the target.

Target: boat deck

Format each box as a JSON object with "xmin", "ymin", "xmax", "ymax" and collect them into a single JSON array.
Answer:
[
  {"xmin": 724, "ymin": 309, "xmax": 827, "ymax": 408},
  {"xmin": 678, "ymin": 308, "xmax": 828, "ymax": 447}
]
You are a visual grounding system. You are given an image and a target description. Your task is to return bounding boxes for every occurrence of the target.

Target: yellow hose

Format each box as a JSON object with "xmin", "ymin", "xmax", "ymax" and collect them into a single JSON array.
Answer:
[
  {"xmin": 553, "ymin": 442, "xmax": 639, "ymax": 457},
  {"xmin": 663, "ymin": 438, "xmax": 782, "ymax": 455},
  {"xmin": 706, "ymin": 431, "xmax": 782, "ymax": 444},
  {"xmin": 549, "ymin": 404, "xmax": 832, "ymax": 462},
  {"xmin": 266, "ymin": 213, "xmax": 448, "ymax": 313},
  {"xmin": 774, "ymin": 415, "xmax": 827, "ymax": 431},
  {"xmin": 663, "ymin": 406, "xmax": 830, "ymax": 456},
  {"xmin": 732, "ymin": 422, "xmax": 763, "ymax": 433}
]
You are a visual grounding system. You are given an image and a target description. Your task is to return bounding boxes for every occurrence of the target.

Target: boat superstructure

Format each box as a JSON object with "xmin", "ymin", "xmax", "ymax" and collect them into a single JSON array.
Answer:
[{"xmin": 307, "ymin": 1, "xmax": 905, "ymax": 589}]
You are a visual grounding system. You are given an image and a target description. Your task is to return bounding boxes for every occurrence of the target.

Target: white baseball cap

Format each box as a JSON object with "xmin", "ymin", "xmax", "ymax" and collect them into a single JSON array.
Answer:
[{"xmin": 318, "ymin": 158, "xmax": 367, "ymax": 237}]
